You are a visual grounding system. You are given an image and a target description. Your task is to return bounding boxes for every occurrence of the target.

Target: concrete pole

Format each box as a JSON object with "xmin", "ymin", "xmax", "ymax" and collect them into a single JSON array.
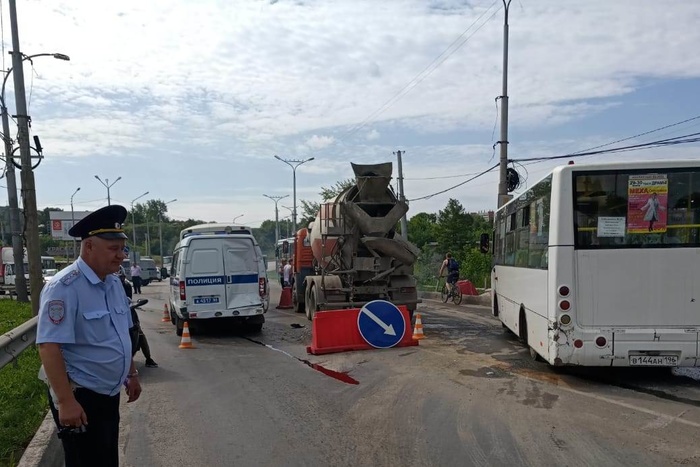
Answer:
[
  {"xmin": 9, "ymin": 0, "xmax": 42, "ymax": 312},
  {"xmin": 497, "ymin": 0, "xmax": 512, "ymax": 208},
  {"xmin": 158, "ymin": 214, "xmax": 162, "ymax": 262},
  {"xmin": 145, "ymin": 216, "xmax": 150, "ymax": 256},
  {"xmin": 394, "ymin": 150, "xmax": 408, "ymax": 239},
  {"xmin": 1, "ymin": 103, "xmax": 27, "ymax": 301},
  {"xmin": 70, "ymin": 187, "xmax": 80, "ymax": 260},
  {"xmin": 263, "ymin": 194, "xmax": 289, "ymax": 276}
]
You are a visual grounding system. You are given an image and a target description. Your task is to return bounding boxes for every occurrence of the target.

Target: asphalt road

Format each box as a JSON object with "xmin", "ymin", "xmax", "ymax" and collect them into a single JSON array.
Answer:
[{"xmin": 119, "ymin": 281, "xmax": 700, "ymax": 467}]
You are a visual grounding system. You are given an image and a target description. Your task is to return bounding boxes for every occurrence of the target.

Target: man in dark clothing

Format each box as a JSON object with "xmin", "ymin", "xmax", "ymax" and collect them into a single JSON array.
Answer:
[{"xmin": 118, "ymin": 268, "xmax": 157, "ymax": 368}]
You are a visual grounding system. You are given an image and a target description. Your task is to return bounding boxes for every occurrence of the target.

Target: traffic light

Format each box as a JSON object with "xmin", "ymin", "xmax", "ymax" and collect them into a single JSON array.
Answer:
[{"xmin": 282, "ymin": 240, "xmax": 289, "ymax": 254}]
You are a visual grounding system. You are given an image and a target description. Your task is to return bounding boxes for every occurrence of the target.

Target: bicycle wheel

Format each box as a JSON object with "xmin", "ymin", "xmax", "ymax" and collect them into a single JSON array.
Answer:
[
  {"xmin": 441, "ymin": 284, "xmax": 449, "ymax": 303},
  {"xmin": 452, "ymin": 286, "xmax": 463, "ymax": 305}
]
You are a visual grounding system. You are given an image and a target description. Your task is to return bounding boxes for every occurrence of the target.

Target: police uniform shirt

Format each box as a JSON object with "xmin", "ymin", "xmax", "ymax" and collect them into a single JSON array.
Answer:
[{"xmin": 36, "ymin": 257, "xmax": 133, "ymax": 397}]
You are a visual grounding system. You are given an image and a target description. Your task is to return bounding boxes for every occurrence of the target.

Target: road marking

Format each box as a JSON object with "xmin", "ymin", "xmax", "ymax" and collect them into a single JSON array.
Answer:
[{"xmin": 360, "ymin": 308, "xmax": 396, "ymax": 336}]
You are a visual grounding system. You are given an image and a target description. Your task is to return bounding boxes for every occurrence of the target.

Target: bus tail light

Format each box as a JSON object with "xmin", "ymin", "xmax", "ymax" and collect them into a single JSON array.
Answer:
[
  {"xmin": 595, "ymin": 336, "xmax": 607, "ymax": 347},
  {"xmin": 558, "ymin": 286, "xmax": 570, "ymax": 297},
  {"xmin": 179, "ymin": 281, "xmax": 186, "ymax": 300},
  {"xmin": 559, "ymin": 300, "xmax": 571, "ymax": 311},
  {"xmin": 560, "ymin": 314, "xmax": 571, "ymax": 325},
  {"xmin": 574, "ymin": 339, "xmax": 583, "ymax": 349},
  {"xmin": 258, "ymin": 278, "xmax": 266, "ymax": 297}
]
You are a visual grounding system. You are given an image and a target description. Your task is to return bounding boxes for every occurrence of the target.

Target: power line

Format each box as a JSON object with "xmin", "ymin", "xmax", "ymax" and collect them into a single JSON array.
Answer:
[
  {"xmin": 568, "ymin": 114, "xmax": 700, "ymax": 157},
  {"xmin": 511, "ymin": 131, "xmax": 700, "ymax": 163},
  {"xmin": 409, "ymin": 163, "xmax": 500, "ymax": 201},
  {"xmin": 405, "ymin": 170, "xmax": 482, "ymax": 181},
  {"xmin": 339, "ymin": 2, "xmax": 501, "ymax": 142}
]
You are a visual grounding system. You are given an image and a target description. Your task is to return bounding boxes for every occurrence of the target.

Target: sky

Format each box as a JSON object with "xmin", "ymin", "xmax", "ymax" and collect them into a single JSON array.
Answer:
[{"xmin": 0, "ymin": 0, "xmax": 699, "ymax": 227}]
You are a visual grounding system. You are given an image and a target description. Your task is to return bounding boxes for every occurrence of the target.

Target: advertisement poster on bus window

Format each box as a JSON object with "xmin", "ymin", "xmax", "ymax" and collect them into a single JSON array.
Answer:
[{"xmin": 627, "ymin": 174, "xmax": 668, "ymax": 234}]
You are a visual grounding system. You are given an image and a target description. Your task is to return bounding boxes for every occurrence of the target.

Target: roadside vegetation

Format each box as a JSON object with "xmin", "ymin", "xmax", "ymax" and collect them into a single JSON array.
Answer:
[{"xmin": 0, "ymin": 301, "xmax": 47, "ymax": 467}]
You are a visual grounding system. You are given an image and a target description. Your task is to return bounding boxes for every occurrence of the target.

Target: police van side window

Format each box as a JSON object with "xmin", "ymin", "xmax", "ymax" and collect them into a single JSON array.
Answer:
[{"xmin": 171, "ymin": 252, "xmax": 179, "ymax": 277}]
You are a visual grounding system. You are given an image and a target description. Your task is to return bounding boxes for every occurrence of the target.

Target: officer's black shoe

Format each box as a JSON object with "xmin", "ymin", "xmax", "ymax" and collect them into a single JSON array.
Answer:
[{"xmin": 145, "ymin": 359, "xmax": 159, "ymax": 368}]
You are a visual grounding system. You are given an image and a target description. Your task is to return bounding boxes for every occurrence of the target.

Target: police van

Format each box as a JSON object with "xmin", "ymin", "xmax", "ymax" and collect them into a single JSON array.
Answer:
[{"xmin": 169, "ymin": 224, "xmax": 268, "ymax": 335}]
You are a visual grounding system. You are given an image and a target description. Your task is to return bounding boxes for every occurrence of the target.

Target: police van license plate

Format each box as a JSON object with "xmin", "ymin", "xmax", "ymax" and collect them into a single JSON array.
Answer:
[
  {"xmin": 194, "ymin": 297, "xmax": 219, "ymax": 305},
  {"xmin": 629, "ymin": 355, "xmax": 678, "ymax": 366}
]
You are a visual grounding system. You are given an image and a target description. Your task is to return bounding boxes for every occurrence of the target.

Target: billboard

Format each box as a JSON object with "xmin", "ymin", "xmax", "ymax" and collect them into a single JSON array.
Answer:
[{"xmin": 49, "ymin": 211, "xmax": 92, "ymax": 241}]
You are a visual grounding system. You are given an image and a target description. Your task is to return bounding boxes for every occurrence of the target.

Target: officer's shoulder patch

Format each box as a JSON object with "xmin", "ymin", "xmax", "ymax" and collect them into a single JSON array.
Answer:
[
  {"xmin": 48, "ymin": 300, "xmax": 65, "ymax": 324},
  {"xmin": 60, "ymin": 269, "xmax": 81, "ymax": 286}
]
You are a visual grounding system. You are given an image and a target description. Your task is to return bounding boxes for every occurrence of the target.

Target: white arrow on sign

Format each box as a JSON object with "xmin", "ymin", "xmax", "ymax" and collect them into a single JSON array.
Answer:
[{"xmin": 361, "ymin": 308, "xmax": 396, "ymax": 336}]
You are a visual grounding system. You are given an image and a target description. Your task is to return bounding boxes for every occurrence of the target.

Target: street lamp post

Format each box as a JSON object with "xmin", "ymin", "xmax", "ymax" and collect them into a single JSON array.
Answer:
[
  {"xmin": 1, "ymin": 51, "xmax": 69, "ymax": 303},
  {"xmin": 159, "ymin": 199, "xmax": 176, "ymax": 268},
  {"xmin": 130, "ymin": 191, "xmax": 149, "ymax": 256},
  {"xmin": 232, "ymin": 214, "xmax": 244, "ymax": 224},
  {"xmin": 70, "ymin": 187, "xmax": 80, "ymax": 259},
  {"xmin": 263, "ymin": 194, "xmax": 289, "ymax": 276},
  {"xmin": 94, "ymin": 175, "xmax": 121, "ymax": 205},
  {"xmin": 274, "ymin": 155, "xmax": 314, "ymax": 240}
]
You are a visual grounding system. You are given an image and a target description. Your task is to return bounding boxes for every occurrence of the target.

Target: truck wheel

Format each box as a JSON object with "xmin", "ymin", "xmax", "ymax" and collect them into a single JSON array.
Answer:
[
  {"xmin": 293, "ymin": 287, "xmax": 304, "ymax": 314},
  {"xmin": 305, "ymin": 284, "xmax": 317, "ymax": 321},
  {"xmin": 175, "ymin": 316, "xmax": 184, "ymax": 336}
]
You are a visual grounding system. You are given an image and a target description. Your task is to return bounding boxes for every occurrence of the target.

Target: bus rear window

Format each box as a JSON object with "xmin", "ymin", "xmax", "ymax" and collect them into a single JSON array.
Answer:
[{"xmin": 573, "ymin": 169, "xmax": 700, "ymax": 249}]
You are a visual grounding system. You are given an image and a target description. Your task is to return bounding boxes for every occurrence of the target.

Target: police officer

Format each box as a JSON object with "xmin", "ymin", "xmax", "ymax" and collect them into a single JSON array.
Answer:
[{"xmin": 36, "ymin": 205, "xmax": 141, "ymax": 467}]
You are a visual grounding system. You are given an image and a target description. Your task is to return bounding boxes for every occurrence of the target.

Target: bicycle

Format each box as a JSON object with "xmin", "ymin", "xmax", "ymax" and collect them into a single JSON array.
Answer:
[{"xmin": 439, "ymin": 277, "xmax": 462, "ymax": 305}]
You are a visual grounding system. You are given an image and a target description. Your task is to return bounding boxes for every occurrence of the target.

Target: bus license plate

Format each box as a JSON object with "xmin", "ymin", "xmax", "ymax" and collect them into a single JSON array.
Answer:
[
  {"xmin": 629, "ymin": 355, "xmax": 678, "ymax": 366},
  {"xmin": 194, "ymin": 297, "xmax": 219, "ymax": 305}
]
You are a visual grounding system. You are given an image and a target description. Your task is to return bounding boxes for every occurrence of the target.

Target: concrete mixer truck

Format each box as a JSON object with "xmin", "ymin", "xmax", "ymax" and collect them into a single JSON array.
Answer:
[{"xmin": 297, "ymin": 162, "xmax": 420, "ymax": 321}]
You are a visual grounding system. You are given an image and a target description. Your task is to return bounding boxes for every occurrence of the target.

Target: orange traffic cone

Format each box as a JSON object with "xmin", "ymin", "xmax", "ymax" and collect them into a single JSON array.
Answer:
[
  {"xmin": 178, "ymin": 322, "xmax": 195, "ymax": 349},
  {"xmin": 412, "ymin": 313, "xmax": 425, "ymax": 340},
  {"xmin": 162, "ymin": 303, "xmax": 170, "ymax": 322}
]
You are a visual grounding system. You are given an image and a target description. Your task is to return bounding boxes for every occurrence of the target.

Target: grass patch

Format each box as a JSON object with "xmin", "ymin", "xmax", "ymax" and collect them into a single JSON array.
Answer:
[{"xmin": 0, "ymin": 301, "xmax": 48, "ymax": 467}]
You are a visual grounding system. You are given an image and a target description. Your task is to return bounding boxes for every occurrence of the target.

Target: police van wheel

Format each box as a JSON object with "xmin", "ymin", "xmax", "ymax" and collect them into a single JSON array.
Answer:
[{"xmin": 175, "ymin": 317, "xmax": 184, "ymax": 336}]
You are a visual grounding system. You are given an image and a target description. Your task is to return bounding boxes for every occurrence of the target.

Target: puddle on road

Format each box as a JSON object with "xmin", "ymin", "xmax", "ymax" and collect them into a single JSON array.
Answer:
[{"xmin": 243, "ymin": 337, "xmax": 359, "ymax": 385}]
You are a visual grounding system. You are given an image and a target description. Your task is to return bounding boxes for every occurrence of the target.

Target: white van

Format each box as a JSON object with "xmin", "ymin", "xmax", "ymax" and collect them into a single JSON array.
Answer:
[{"xmin": 169, "ymin": 224, "xmax": 268, "ymax": 335}]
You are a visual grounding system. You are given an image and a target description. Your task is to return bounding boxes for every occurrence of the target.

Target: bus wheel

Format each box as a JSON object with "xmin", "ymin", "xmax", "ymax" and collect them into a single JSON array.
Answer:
[
  {"xmin": 518, "ymin": 308, "xmax": 528, "ymax": 345},
  {"xmin": 529, "ymin": 346, "xmax": 543, "ymax": 362},
  {"xmin": 493, "ymin": 295, "xmax": 499, "ymax": 317}
]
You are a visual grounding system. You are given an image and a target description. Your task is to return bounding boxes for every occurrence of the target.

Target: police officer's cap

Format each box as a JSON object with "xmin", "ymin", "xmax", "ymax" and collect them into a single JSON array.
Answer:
[{"xmin": 69, "ymin": 205, "xmax": 129, "ymax": 240}]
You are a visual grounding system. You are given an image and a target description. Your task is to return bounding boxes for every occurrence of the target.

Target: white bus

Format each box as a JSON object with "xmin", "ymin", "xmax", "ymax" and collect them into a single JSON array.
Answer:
[{"xmin": 490, "ymin": 159, "xmax": 700, "ymax": 367}]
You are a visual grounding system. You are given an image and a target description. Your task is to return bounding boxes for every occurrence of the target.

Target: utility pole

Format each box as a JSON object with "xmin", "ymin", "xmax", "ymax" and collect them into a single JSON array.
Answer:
[
  {"xmin": 263, "ymin": 194, "xmax": 288, "ymax": 277},
  {"xmin": 394, "ymin": 150, "xmax": 408, "ymax": 239},
  {"xmin": 9, "ymin": 0, "xmax": 42, "ymax": 312},
  {"xmin": 70, "ymin": 187, "xmax": 80, "ymax": 259},
  {"xmin": 1, "ymin": 103, "xmax": 27, "ymax": 301},
  {"xmin": 159, "ymin": 199, "xmax": 176, "ymax": 265},
  {"xmin": 130, "ymin": 191, "xmax": 148, "ymax": 255},
  {"xmin": 145, "ymin": 216, "xmax": 150, "ymax": 256},
  {"xmin": 497, "ymin": 0, "xmax": 512, "ymax": 208}
]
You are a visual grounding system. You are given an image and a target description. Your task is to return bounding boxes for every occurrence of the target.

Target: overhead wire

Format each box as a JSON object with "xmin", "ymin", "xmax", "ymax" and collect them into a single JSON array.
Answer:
[
  {"xmin": 338, "ymin": 1, "xmax": 501, "ymax": 142},
  {"xmin": 511, "ymin": 131, "xmax": 700, "ymax": 163},
  {"xmin": 408, "ymin": 163, "xmax": 500, "ymax": 201}
]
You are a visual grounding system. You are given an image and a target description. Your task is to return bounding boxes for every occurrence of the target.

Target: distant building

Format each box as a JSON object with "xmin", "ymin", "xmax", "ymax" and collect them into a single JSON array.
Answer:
[{"xmin": 471, "ymin": 210, "xmax": 494, "ymax": 223}]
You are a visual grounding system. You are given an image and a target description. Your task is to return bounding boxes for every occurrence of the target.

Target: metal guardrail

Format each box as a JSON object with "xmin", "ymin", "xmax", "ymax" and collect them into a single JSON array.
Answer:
[{"xmin": 0, "ymin": 316, "xmax": 37, "ymax": 369}]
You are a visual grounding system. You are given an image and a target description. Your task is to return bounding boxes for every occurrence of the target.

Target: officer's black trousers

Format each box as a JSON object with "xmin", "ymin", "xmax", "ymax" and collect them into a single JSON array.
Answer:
[{"xmin": 48, "ymin": 387, "xmax": 121, "ymax": 467}]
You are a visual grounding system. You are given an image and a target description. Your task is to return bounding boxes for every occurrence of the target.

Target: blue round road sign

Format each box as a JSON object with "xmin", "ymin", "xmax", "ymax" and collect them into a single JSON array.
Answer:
[{"xmin": 357, "ymin": 300, "xmax": 406, "ymax": 349}]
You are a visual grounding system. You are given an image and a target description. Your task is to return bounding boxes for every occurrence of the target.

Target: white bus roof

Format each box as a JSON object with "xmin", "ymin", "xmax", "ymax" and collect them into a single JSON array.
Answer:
[{"xmin": 179, "ymin": 223, "xmax": 253, "ymax": 241}]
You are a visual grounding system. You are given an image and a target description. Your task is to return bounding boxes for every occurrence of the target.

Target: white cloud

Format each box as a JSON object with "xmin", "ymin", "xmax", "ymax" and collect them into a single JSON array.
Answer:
[
  {"xmin": 0, "ymin": 0, "xmax": 694, "ymax": 222},
  {"xmin": 304, "ymin": 135, "xmax": 335, "ymax": 150},
  {"xmin": 366, "ymin": 129, "xmax": 380, "ymax": 141}
]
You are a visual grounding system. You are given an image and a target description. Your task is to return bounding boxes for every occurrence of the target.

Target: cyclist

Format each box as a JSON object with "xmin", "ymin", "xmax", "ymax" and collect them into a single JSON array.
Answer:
[{"xmin": 438, "ymin": 253, "xmax": 460, "ymax": 295}]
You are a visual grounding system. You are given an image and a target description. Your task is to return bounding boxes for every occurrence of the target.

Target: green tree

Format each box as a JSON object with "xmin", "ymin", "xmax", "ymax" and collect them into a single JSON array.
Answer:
[
  {"xmin": 407, "ymin": 212, "xmax": 437, "ymax": 249},
  {"xmin": 435, "ymin": 198, "xmax": 474, "ymax": 255},
  {"xmin": 298, "ymin": 179, "xmax": 354, "ymax": 227}
]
